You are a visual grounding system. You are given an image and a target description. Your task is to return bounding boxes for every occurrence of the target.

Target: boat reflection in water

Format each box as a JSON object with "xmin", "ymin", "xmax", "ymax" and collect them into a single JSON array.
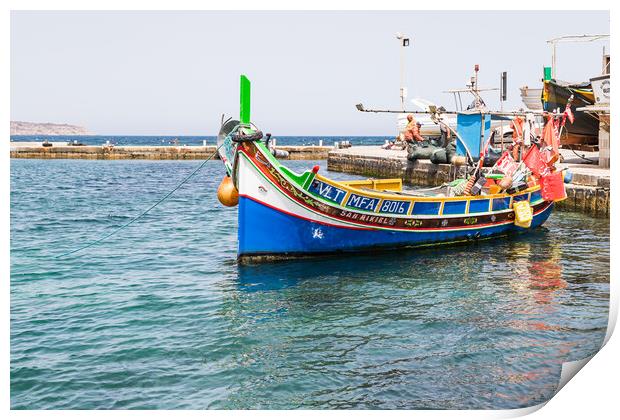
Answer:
[
  {"xmin": 505, "ymin": 231, "xmax": 567, "ymax": 304},
  {"xmin": 214, "ymin": 224, "xmax": 607, "ymax": 409}
]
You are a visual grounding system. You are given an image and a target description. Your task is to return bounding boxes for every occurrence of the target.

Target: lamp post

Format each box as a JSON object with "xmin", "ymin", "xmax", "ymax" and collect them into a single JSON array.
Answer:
[{"xmin": 396, "ymin": 33, "xmax": 410, "ymax": 111}]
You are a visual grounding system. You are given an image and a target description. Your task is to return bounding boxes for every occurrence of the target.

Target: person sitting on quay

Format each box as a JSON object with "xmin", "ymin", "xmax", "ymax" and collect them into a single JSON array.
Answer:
[
  {"xmin": 382, "ymin": 114, "xmax": 425, "ymax": 150},
  {"xmin": 404, "ymin": 114, "xmax": 425, "ymax": 144}
]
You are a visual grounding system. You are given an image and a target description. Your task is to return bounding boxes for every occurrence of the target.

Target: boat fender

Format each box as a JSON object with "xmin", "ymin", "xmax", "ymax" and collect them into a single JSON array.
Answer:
[
  {"xmin": 217, "ymin": 175, "xmax": 239, "ymax": 207},
  {"xmin": 513, "ymin": 201, "xmax": 533, "ymax": 228},
  {"xmin": 272, "ymin": 149, "xmax": 289, "ymax": 159}
]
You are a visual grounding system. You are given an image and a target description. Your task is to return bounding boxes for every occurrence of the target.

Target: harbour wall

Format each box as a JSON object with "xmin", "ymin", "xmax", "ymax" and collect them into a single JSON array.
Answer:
[
  {"xmin": 328, "ymin": 147, "xmax": 610, "ymax": 217},
  {"xmin": 10, "ymin": 143, "xmax": 609, "ymax": 217},
  {"xmin": 9, "ymin": 144, "xmax": 332, "ymax": 161}
]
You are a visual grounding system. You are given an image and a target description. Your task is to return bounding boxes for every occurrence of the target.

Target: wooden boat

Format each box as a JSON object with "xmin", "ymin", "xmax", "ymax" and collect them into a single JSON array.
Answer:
[
  {"xmin": 543, "ymin": 79, "xmax": 598, "ymax": 145},
  {"xmin": 218, "ymin": 76, "xmax": 555, "ymax": 263}
]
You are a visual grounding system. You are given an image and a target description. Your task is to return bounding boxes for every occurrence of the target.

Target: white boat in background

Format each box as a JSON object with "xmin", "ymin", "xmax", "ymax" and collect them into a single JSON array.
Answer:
[
  {"xmin": 519, "ymin": 86, "xmax": 543, "ymax": 110},
  {"xmin": 397, "ymin": 96, "xmax": 510, "ymax": 138},
  {"xmin": 395, "ymin": 67, "xmax": 515, "ymax": 139},
  {"xmin": 396, "ymin": 98, "xmax": 457, "ymax": 136}
]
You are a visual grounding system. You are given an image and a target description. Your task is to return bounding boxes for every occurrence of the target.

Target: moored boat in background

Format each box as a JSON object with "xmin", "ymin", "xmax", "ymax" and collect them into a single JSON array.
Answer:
[
  {"xmin": 543, "ymin": 79, "xmax": 598, "ymax": 145},
  {"xmin": 540, "ymin": 34, "xmax": 609, "ymax": 148}
]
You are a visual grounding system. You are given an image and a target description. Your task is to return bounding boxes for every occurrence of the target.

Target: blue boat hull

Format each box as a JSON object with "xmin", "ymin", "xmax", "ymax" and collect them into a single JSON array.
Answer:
[{"xmin": 238, "ymin": 196, "xmax": 554, "ymax": 261}]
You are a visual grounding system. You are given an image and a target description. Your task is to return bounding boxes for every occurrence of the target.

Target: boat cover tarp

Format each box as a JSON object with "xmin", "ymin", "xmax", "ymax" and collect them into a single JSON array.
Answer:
[{"xmin": 456, "ymin": 113, "xmax": 491, "ymax": 158}]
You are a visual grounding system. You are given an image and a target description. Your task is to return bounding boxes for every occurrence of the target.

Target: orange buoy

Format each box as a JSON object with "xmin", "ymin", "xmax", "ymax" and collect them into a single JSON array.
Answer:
[
  {"xmin": 217, "ymin": 175, "xmax": 239, "ymax": 207},
  {"xmin": 488, "ymin": 184, "xmax": 502, "ymax": 195}
]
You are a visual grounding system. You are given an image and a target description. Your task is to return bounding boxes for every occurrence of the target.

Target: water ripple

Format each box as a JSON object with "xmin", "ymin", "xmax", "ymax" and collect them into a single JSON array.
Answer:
[{"xmin": 10, "ymin": 158, "xmax": 609, "ymax": 409}]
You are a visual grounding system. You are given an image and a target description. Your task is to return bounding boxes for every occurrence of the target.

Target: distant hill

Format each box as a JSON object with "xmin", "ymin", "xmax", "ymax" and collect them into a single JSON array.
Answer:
[{"xmin": 10, "ymin": 121, "xmax": 92, "ymax": 136}]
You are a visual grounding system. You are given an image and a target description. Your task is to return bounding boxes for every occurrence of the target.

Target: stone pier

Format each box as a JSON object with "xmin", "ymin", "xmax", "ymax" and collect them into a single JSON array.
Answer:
[{"xmin": 9, "ymin": 143, "xmax": 332, "ymax": 161}]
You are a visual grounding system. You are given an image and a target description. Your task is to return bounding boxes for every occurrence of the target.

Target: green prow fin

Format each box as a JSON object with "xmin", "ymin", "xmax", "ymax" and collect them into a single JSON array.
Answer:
[{"xmin": 240, "ymin": 75, "xmax": 251, "ymax": 124}]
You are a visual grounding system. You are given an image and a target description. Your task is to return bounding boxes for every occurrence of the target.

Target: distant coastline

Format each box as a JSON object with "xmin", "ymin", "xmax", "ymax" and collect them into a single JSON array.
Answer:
[{"xmin": 10, "ymin": 121, "xmax": 92, "ymax": 136}]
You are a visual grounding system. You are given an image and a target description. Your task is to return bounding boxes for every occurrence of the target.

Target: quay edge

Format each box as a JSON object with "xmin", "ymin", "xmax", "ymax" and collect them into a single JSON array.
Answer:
[{"xmin": 9, "ymin": 144, "xmax": 332, "ymax": 161}]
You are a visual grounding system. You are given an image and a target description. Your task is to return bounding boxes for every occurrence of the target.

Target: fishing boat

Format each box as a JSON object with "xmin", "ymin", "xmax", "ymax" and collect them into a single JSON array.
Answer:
[
  {"xmin": 543, "ymin": 79, "xmax": 598, "ymax": 144},
  {"xmin": 538, "ymin": 34, "xmax": 609, "ymax": 147},
  {"xmin": 217, "ymin": 76, "xmax": 564, "ymax": 263}
]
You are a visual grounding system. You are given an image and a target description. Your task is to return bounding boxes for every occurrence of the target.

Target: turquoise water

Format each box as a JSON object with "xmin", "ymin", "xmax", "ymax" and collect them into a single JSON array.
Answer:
[{"xmin": 11, "ymin": 158, "xmax": 609, "ymax": 409}]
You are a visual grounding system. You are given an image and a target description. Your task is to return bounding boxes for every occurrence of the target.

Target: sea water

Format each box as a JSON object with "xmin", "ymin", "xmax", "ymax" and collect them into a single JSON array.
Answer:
[{"xmin": 10, "ymin": 158, "xmax": 609, "ymax": 409}]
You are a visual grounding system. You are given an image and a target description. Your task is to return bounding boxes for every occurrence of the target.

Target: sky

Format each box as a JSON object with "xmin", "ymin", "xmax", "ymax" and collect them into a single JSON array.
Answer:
[{"xmin": 10, "ymin": 10, "xmax": 610, "ymax": 136}]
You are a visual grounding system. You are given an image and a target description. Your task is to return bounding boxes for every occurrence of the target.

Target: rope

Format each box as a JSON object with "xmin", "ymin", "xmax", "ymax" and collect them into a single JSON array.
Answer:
[
  {"xmin": 55, "ymin": 145, "xmax": 223, "ymax": 258},
  {"xmin": 565, "ymin": 144, "xmax": 596, "ymax": 164}
]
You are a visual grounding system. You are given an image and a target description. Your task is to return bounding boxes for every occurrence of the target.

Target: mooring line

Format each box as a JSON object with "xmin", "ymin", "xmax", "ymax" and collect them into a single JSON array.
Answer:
[{"xmin": 55, "ymin": 145, "xmax": 222, "ymax": 259}]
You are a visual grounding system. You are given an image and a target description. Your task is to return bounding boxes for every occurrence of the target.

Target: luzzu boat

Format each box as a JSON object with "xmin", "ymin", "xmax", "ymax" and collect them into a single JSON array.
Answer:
[
  {"xmin": 543, "ymin": 79, "xmax": 598, "ymax": 144},
  {"xmin": 217, "ymin": 76, "xmax": 556, "ymax": 263}
]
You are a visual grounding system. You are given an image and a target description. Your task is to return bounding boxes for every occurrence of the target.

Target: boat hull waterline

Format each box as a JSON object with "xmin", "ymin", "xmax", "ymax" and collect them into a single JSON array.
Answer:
[{"xmin": 235, "ymin": 143, "xmax": 553, "ymax": 263}]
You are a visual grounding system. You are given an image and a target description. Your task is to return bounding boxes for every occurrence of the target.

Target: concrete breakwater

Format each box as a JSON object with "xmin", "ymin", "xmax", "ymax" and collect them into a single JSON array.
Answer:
[
  {"xmin": 10, "ymin": 142, "xmax": 610, "ymax": 217},
  {"xmin": 328, "ymin": 146, "xmax": 610, "ymax": 217},
  {"xmin": 10, "ymin": 143, "xmax": 332, "ymax": 161}
]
